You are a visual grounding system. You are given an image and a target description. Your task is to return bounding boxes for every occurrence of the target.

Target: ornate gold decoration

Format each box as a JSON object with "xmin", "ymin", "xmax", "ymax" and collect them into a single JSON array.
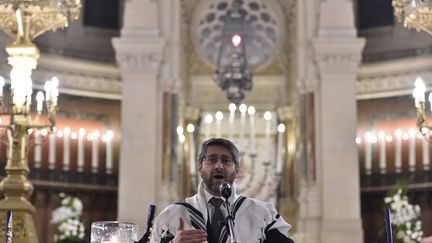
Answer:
[
  {"xmin": 392, "ymin": 0, "xmax": 432, "ymax": 35},
  {"xmin": 0, "ymin": 0, "xmax": 80, "ymax": 39},
  {"xmin": 0, "ymin": 1, "xmax": 80, "ymax": 242}
]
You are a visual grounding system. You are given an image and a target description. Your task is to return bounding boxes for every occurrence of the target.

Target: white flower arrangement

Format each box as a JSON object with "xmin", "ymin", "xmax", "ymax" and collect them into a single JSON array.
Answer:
[
  {"xmin": 51, "ymin": 193, "xmax": 85, "ymax": 243},
  {"xmin": 384, "ymin": 188, "xmax": 423, "ymax": 243}
]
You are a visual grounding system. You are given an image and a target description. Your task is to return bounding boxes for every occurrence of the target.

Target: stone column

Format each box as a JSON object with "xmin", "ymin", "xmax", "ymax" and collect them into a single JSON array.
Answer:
[
  {"xmin": 112, "ymin": 0, "xmax": 166, "ymax": 233},
  {"xmin": 313, "ymin": 1, "xmax": 365, "ymax": 243}
]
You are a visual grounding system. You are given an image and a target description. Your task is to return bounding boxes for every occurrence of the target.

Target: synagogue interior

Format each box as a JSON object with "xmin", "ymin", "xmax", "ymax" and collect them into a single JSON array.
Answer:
[{"xmin": 0, "ymin": 0, "xmax": 431, "ymax": 243}]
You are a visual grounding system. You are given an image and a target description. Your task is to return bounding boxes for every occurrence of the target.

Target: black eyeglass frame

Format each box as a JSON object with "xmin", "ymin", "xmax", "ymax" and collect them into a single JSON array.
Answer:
[{"xmin": 203, "ymin": 155, "xmax": 236, "ymax": 166}]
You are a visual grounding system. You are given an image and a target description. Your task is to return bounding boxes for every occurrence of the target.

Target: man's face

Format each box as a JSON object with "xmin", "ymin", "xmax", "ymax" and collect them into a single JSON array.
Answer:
[{"xmin": 198, "ymin": 145, "xmax": 239, "ymax": 196}]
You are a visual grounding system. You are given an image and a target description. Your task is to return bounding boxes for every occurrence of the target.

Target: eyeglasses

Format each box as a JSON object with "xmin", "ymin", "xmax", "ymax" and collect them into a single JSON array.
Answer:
[{"xmin": 203, "ymin": 156, "xmax": 235, "ymax": 166}]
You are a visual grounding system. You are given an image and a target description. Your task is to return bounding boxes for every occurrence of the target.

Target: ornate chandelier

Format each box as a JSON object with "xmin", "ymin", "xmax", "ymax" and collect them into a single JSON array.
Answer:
[
  {"xmin": 0, "ymin": 0, "xmax": 80, "ymax": 242},
  {"xmin": 392, "ymin": 0, "xmax": 432, "ymax": 35},
  {"xmin": 212, "ymin": 0, "xmax": 253, "ymax": 105}
]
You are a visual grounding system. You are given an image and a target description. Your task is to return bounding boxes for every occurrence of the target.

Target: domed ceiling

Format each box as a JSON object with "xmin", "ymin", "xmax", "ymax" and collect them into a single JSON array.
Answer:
[{"xmin": 190, "ymin": 0, "xmax": 286, "ymax": 70}]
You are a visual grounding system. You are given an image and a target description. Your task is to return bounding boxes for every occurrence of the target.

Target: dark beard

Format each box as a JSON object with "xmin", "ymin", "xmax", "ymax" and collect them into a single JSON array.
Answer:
[{"xmin": 201, "ymin": 170, "xmax": 236, "ymax": 196}]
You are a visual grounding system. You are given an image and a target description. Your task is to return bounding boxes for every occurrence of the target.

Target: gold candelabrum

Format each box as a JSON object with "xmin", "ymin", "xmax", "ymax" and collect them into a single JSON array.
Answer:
[
  {"xmin": 392, "ymin": 0, "xmax": 432, "ymax": 35},
  {"xmin": 0, "ymin": 1, "xmax": 80, "ymax": 242},
  {"xmin": 413, "ymin": 77, "xmax": 432, "ymax": 139}
]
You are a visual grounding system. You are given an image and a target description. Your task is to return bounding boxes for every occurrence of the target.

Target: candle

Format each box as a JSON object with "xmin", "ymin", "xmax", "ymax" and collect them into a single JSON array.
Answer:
[
  {"xmin": 364, "ymin": 132, "xmax": 373, "ymax": 175},
  {"xmin": 44, "ymin": 80, "xmax": 51, "ymax": 101},
  {"xmin": 276, "ymin": 124, "xmax": 285, "ymax": 174},
  {"xmin": 228, "ymin": 103, "xmax": 236, "ymax": 140},
  {"xmin": 239, "ymin": 104, "xmax": 247, "ymax": 151},
  {"xmin": 204, "ymin": 114, "xmax": 213, "ymax": 139},
  {"xmin": 187, "ymin": 124, "xmax": 196, "ymax": 175},
  {"xmin": 51, "ymin": 77, "xmax": 59, "ymax": 106},
  {"xmin": 263, "ymin": 111, "xmax": 272, "ymax": 162},
  {"xmin": 413, "ymin": 77, "xmax": 426, "ymax": 108},
  {"xmin": 77, "ymin": 128, "xmax": 85, "ymax": 172},
  {"xmin": 248, "ymin": 106, "xmax": 256, "ymax": 153},
  {"xmin": 91, "ymin": 130, "xmax": 100, "ymax": 173},
  {"xmin": 408, "ymin": 128, "xmax": 416, "ymax": 172},
  {"xmin": 378, "ymin": 131, "xmax": 386, "ymax": 174},
  {"xmin": 36, "ymin": 91, "xmax": 44, "ymax": 113},
  {"xmin": 16, "ymin": 9, "xmax": 23, "ymax": 36},
  {"xmin": 395, "ymin": 129, "xmax": 402, "ymax": 173},
  {"xmin": 48, "ymin": 130, "xmax": 56, "ymax": 170},
  {"xmin": 63, "ymin": 127, "xmax": 71, "ymax": 171},
  {"xmin": 34, "ymin": 130, "xmax": 42, "ymax": 168},
  {"xmin": 215, "ymin": 111, "xmax": 223, "ymax": 138},
  {"xmin": 105, "ymin": 130, "xmax": 114, "ymax": 174},
  {"xmin": 51, "ymin": 89, "xmax": 58, "ymax": 107},
  {"xmin": 422, "ymin": 135, "xmax": 430, "ymax": 170}
]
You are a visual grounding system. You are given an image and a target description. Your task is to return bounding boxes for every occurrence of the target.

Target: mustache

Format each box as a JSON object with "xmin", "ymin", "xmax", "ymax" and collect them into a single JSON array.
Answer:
[{"xmin": 212, "ymin": 169, "xmax": 225, "ymax": 176}]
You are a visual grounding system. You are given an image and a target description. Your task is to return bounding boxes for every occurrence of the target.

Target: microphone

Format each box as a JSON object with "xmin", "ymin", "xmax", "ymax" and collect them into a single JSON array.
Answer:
[{"xmin": 219, "ymin": 182, "xmax": 232, "ymax": 200}]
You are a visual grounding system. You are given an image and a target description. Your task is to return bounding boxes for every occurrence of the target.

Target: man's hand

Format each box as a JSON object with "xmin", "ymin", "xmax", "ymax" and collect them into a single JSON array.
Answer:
[{"xmin": 172, "ymin": 217, "xmax": 207, "ymax": 243}]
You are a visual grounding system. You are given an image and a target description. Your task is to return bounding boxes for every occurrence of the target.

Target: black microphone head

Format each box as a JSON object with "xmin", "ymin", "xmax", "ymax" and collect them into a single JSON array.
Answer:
[{"xmin": 219, "ymin": 182, "xmax": 232, "ymax": 199}]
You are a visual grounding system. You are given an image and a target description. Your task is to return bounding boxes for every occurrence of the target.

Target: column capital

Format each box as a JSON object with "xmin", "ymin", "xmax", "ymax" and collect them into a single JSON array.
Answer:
[
  {"xmin": 112, "ymin": 38, "xmax": 166, "ymax": 75},
  {"xmin": 277, "ymin": 106, "xmax": 295, "ymax": 121},
  {"xmin": 184, "ymin": 106, "xmax": 200, "ymax": 122},
  {"xmin": 313, "ymin": 38, "xmax": 365, "ymax": 74}
]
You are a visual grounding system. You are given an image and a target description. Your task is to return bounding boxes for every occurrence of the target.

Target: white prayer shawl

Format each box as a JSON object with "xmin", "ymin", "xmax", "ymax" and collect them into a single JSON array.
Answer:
[{"xmin": 150, "ymin": 182, "xmax": 292, "ymax": 243}]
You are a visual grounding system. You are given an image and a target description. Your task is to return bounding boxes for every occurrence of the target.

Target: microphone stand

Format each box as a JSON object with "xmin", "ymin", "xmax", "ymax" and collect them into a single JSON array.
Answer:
[{"xmin": 223, "ymin": 201, "xmax": 238, "ymax": 243}]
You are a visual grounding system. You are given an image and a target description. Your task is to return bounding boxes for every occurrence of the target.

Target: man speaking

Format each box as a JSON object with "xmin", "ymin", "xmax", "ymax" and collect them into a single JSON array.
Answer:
[{"xmin": 150, "ymin": 138, "xmax": 295, "ymax": 243}]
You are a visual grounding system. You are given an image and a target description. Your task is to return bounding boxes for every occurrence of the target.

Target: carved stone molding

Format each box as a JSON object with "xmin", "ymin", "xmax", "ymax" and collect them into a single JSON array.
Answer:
[
  {"xmin": 34, "ymin": 67, "xmax": 122, "ymax": 99},
  {"xmin": 313, "ymin": 38, "xmax": 365, "ymax": 75},
  {"xmin": 112, "ymin": 38, "xmax": 166, "ymax": 75},
  {"xmin": 315, "ymin": 52, "xmax": 362, "ymax": 74},
  {"xmin": 277, "ymin": 106, "xmax": 295, "ymax": 121},
  {"xmin": 184, "ymin": 106, "xmax": 200, "ymax": 122},
  {"xmin": 357, "ymin": 66, "xmax": 432, "ymax": 99},
  {"xmin": 116, "ymin": 52, "xmax": 163, "ymax": 74},
  {"xmin": 0, "ymin": 55, "xmax": 122, "ymax": 100},
  {"xmin": 355, "ymin": 56, "xmax": 432, "ymax": 99}
]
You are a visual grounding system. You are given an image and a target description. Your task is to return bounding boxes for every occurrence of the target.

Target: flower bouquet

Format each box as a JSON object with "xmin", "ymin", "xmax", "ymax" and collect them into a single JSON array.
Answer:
[
  {"xmin": 384, "ymin": 188, "xmax": 423, "ymax": 243},
  {"xmin": 51, "ymin": 193, "xmax": 86, "ymax": 243}
]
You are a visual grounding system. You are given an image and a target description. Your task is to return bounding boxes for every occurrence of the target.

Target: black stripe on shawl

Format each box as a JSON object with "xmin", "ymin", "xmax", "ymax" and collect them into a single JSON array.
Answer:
[
  {"xmin": 232, "ymin": 196, "xmax": 247, "ymax": 217},
  {"xmin": 264, "ymin": 213, "xmax": 281, "ymax": 234},
  {"xmin": 264, "ymin": 219, "xmax": 278, "ymax": 234},
  {"xmin": 175, "ymin": 202, "xmax": 206, "ymax": 230}
]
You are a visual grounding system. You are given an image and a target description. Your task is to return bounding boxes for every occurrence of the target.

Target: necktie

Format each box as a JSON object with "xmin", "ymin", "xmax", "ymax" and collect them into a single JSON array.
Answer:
[{"xmin": 209, "ymin": 197, "xmax": 225, "ymax": 243}]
